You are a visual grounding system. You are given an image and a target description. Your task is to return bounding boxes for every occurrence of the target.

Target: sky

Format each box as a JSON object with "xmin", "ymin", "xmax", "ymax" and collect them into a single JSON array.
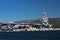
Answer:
[{"xmin": 0, "ymin": 0, "xmax": 60, "ymax": 22}]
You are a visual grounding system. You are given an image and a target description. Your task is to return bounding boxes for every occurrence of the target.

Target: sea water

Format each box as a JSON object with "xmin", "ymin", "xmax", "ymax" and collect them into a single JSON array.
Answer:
[{"xmin": 0, "ymin": 30, "xmax": 60, "ymax": 40}]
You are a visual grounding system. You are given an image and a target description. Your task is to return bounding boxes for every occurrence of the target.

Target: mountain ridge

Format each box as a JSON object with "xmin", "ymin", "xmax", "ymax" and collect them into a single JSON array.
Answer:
[{"xmin": 15, "ymin": 18, "xmax": 60, "ymax": 25}]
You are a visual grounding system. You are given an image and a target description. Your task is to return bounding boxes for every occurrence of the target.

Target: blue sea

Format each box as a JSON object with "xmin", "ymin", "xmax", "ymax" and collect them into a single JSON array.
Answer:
[{"xmin": 0, "ymin": 30, "xmax": 60, "ymax": 40}]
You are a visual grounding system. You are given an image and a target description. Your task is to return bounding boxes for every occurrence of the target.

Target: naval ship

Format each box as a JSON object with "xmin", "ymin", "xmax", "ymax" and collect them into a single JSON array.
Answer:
[{"xmin": 0, "ymin": 11, "xmax": 53, "ymax": 32}]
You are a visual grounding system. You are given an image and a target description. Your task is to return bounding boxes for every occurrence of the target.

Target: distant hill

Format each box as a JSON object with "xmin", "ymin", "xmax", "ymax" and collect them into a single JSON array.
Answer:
[
  {"xmin": 15, "ymin": 19, "xmax": 40, "ymax": 24},
  {"xmin": 48, "ymin": 18, "xmax": 60, "ymax": 25}
]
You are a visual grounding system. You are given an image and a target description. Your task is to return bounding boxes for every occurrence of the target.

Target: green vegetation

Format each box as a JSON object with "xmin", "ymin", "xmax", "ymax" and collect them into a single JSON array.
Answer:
[
  {"xmin": 52, "ymin": 25, "xmax": 60, "ymax": 28},
  {"xmin": 48, "ymin": 18, "xmax": 60, "ymax": 28}
]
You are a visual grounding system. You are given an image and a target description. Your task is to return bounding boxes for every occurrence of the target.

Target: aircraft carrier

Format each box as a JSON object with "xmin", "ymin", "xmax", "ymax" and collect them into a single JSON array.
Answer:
[{"xmin": 0, "ymin": 11, "xmax": 55, "ymax": 32}]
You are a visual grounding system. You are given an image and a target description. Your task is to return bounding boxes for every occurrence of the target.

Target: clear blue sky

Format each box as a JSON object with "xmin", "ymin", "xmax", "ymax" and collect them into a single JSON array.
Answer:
[{"xmin": 0, "ymin": 0, "xmax": 60, "ymax": 22}]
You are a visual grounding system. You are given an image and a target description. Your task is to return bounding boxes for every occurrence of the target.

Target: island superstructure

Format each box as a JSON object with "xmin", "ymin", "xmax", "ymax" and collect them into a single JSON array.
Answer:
[{"xmin": 40, "ymin": 11, "xmax": 52, "ymax": 27}]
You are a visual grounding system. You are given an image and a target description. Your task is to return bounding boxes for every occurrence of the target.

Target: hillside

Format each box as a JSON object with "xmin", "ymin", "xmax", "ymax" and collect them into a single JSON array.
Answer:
[
  {"xmin": 15, "ymin": 18, "xmax": 60, "ymax": 24},
  {"xmin": 15, "ymin": 19, "xmax": 41, "ymax": 24},
  {"xmin": 48, "ymin": 18, "xmax": 60, "ymax": 25}
]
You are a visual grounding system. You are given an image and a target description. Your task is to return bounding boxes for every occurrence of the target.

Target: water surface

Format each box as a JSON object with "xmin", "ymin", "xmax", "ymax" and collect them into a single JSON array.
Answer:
[{"xmin": 0, "ymin": 31, "xmax": 60, "ymax": 40}]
